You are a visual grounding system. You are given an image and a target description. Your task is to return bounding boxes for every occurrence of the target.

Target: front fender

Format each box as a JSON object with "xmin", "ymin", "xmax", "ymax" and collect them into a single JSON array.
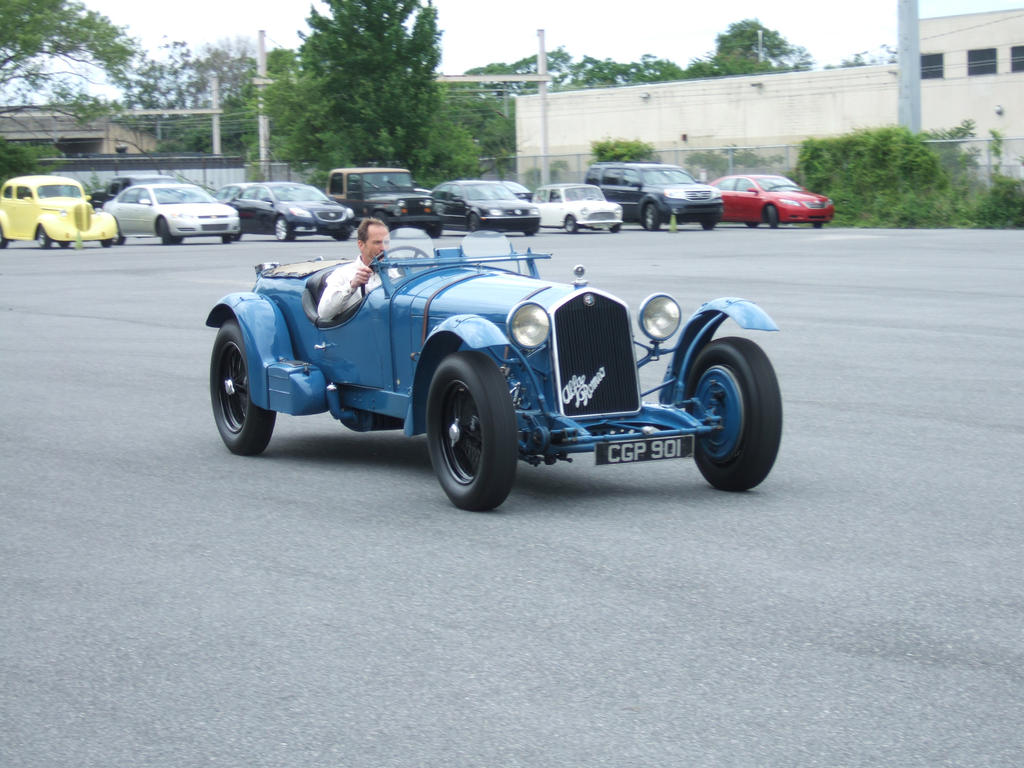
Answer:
[
  {"xmin": 405, "ymin": 314, "xmax": 510, "ymax": 436},
  {"xmin": 206, "ymin": 293, "xmax": 296, "ymax": 409},
  {"xmin": 660, "ymin": 297, "xmax": 778, "ymax": 406}
]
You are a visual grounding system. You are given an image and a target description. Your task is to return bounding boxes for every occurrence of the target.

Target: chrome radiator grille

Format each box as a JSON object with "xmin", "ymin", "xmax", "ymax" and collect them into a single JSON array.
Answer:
[{"xmin": 552, "ymin": 292, "xmax": 640, "ymax": 418}]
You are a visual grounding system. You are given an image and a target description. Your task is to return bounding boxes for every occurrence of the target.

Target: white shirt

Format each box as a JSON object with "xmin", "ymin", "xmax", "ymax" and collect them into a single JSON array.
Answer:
[{"xmin": 317, "ymin": 258, "xmax": 381, "ymax": 321}]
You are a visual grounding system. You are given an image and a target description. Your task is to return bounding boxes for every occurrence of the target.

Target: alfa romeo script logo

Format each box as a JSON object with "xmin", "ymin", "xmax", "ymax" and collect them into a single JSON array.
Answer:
[{"xmin": 561, "ymin": 366, "xmax": 606, "ymax": 408}]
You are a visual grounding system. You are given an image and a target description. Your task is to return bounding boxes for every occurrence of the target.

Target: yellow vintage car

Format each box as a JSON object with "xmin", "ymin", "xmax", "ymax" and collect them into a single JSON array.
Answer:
[{"xmin": 0, "ymin": 175, "xmax": 117, "ymax": 248}]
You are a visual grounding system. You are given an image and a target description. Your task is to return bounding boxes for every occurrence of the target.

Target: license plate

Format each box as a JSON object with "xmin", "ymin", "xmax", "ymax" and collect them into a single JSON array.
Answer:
[{"xmin": 595, "ymin": 434, "xmax": 694, "ymax": 465}]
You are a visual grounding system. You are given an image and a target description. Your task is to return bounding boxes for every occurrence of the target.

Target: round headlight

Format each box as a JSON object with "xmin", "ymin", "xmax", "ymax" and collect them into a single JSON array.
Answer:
[
  {"xmin": 508, "ymin": 302, "xmax": 550, "ymax": 349},
  {"xmin": 640, "ymin": 294, "xmax": 681, "ymax": 341}
]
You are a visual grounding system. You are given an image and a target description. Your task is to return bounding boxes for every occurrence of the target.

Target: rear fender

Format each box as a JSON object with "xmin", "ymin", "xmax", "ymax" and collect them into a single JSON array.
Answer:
[
  {"xmin": 206, "ymin": 293, "xmax": 296, "ymax": 409},
  {"xmin": 405, "ymin": 314, "xmax": 510, "ymax": 436},
  {"xmin": 660, "ymin": 297, "xmax": 778, "ymax": 406}
]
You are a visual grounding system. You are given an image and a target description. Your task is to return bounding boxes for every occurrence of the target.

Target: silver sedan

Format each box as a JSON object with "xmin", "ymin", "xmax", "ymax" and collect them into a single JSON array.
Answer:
[{"xmin": 104, "ymin": 183, "xmax": 240, "ymax": 244}]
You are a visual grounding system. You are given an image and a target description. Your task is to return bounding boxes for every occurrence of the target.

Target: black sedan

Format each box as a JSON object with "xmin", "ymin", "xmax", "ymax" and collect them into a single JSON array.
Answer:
[
  {"xmin": 217, "ymin": 182, "xmax": 355, "ymax": 241},
  {"xmin": 431, "ymin": 180, "xmax": 540, "ymax": 235}
]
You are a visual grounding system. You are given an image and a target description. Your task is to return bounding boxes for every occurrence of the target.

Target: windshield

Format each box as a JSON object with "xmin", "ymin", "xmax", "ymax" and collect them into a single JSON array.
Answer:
[
  {"xmin": 757, "ymin": 176, "xmax": 802, "ymax": 192},
  {"xmin": 37, "ymin": 184, "xmax": 83, "ymax": 199},
  {"xmin": 154, "ymin": 187, "xmax": 216, "ymax": 204},
  {"xmin": 565, "ymin": 186, "xmax": 604, "ymax": 202},
  {"xmin": 362, "ymin": 172, "xmax": 414, "ymax": 192},
  {"xmin": 274, "ymin": 184, "xmax": 331, "ymax": 203},
  {"xmin": 464, "ymin": 184, "xmax": 516, "ymax": 201},
  {"xmin": 642, "ymin": 168, "xmax": 697, "ymax": 185}
]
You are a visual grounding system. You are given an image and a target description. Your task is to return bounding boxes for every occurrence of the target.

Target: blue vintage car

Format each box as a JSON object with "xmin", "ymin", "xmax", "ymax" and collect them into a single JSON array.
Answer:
[{"xmin": 206, "ymin": 229, "xmax": 782, "ymax": 510}]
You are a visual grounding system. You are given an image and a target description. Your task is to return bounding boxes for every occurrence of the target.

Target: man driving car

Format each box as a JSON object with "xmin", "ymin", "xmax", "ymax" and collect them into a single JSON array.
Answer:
[{"xmin": 317, "ymin": 217, "xmax": 390, "ymax": 322}]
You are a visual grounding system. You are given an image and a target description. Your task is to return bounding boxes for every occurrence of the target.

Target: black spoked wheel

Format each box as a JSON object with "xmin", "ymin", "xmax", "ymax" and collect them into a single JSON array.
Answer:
[
  {"xmin": 642, "ymin": 204, "xmax": 661, "ymax": 231},
  {"xmin": 686, "ymin": 337, "xmax": 782, "ymax": 492},
  {"xmin": 36, "ymin": 227, "xmax": 53, "ymax": 249},
  {"xmin": 426, "ymin": 351, "xmax": 517, "ymax": 511},
  {"xmin": 210, "ymin": 319, "xmax": 276, "ymax": 455}
]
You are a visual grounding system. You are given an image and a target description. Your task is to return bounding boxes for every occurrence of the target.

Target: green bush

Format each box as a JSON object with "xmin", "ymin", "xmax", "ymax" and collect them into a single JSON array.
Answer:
[
  {"xmin": 591, "ymin": 138, "xmax": 655, "ymax": 162},
  {"xmin": 973, "ymin": 175, "xmax": 1024, "ymax": 228},
  {"xmin": 795, "ymin": 125, "xmax": 1020, "ymax": 229}
]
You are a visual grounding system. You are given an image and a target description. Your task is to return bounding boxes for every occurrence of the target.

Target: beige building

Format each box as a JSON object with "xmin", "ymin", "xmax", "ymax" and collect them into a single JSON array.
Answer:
[{"xmin": 515, "ymin": 9, "xmax": 1024, "ymax": 159}]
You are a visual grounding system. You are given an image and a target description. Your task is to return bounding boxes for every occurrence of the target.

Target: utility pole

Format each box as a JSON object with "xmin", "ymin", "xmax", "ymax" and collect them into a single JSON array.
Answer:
[
  {"xmin": 538, "ymin": 29, "xmax": 549, "ymax": 186},
  {"xmin": 898, "ymin": 0, "xmax": 921, "ymax": 133},
  {"xmin": 211, "ymin": 74, "xmax": 221, "ymax": 155},
  {"xmin": 254, "ymin": 30, "xmax": 272, "ymax": 180}
]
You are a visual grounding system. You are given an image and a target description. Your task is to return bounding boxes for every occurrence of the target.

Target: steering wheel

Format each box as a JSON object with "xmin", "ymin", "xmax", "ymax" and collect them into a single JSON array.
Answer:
[{"xmin": 377, "ymin": 244, "xmax": 432, "ymax": 265}]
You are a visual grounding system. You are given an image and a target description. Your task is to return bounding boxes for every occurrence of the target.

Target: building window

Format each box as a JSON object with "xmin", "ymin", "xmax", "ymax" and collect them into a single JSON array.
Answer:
[
  {"xmin": 967, "ymin": 48, "xmax": 997, "ymax": 76},
  {"xmin": 1012, "ymin": 46, "xmax": 1024, "ymax": 73},
  {"xmin": 921, "ymin": 53, "xmax": 944, "ymax": 79}
]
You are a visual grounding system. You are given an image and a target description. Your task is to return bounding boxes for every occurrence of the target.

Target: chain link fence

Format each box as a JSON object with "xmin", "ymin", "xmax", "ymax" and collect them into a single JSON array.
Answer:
[{"xmin": 502, "ymin": 137, "xmax": 1024, "ymax": 189}]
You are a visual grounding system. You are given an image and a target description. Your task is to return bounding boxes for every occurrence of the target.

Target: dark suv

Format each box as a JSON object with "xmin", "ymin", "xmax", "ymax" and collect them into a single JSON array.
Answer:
[
  {"xmin": 585, "ymin": 162, "xmax": 723, "ymax": 231},
  {"xmin": 327, "ymin": 167, "xmax": 442, "ymax": 238}
]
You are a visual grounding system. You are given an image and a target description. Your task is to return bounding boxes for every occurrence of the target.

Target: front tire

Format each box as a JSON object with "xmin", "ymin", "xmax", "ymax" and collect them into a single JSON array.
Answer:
[
  {"xmin": 210, "ymin": 319, "xmax": 276, "ymax": 455},
  {"xmin": 426, "ymin": 351, "xmax": 517, "ymax": 511},
  {"xmin": 641, "ymin": 204, "xmax": 661, "ymax": 231},
  {"xmin": 686, "ymin": 337, "xmax": 782, "ymax": 492},
  {"xmin": 563, "ymin": 215, "xmax": 579, "ymax": 234},
  {"xmin": 157, "ymin": 218, "xmax": 182, "ymax": 245},
  {"xmin": 36, "ymin": 227, "xmax": 53, "ymax": 249},
  {"xmin": 274, "ymin": 216, "xmax": 295, "ymax": 241},
  {"xmin": 467, "ymin": 213, "xmax": 482, "ymax": 232},
  {"xmin": 764, "ymin": 205, "xmax": 779, "ymax": 228}
]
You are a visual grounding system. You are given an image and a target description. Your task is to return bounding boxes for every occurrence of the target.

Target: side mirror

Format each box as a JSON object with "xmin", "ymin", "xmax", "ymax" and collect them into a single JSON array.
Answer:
[
  {"xmin": 746, "ymin": 188, "xmax": 759, "ymax": 194},
  {"xmin": 141, "ymin": 199, "xmax": 152, "ymax": 206}
]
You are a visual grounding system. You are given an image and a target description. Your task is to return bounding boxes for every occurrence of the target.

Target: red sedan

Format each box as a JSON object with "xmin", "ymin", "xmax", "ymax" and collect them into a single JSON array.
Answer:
[{"xmin": 711, "ymin": 175, "xmax": 834, "ymax": 228}]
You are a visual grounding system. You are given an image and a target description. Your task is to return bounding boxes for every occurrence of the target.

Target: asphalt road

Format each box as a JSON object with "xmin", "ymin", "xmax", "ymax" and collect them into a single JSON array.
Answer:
[{"xmin": 2, "ymin": 224, "xmax": 1022, "ymax": 767}]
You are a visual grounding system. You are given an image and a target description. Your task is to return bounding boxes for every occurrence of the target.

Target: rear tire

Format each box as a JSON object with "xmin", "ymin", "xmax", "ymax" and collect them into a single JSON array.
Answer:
[
  {"xmin": 210, "ymin": 319, "xmax": 276, "ymax": 455},
  {"xmin": 686, "ymin": 337, "xmax": 782, "ymax": 492}
]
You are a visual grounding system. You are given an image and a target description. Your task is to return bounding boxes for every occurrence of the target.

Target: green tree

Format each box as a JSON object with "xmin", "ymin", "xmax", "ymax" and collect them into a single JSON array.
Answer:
[
  {"xmin": 686, "ymin": 19, "xmax": 812, "ymax": 77},
  {"xmin": 0, "ymin": 137, "xmax": 52, "ymax": 177},
  {"xmin": 288, "ymin": 0, "xmax": 465, "ymax": 176},
  {"xmin": 0, "ymin": 0, "xmax": 137, "ymax": 116},
  {"xmin": 567, "ymin": 54, "xmax": 685, "ymax": 88}
]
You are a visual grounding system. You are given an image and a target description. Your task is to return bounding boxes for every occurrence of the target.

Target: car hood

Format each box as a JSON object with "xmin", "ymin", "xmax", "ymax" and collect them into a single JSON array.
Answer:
[
  {"xmin": 367, "ymin": 191, "xmax": 430, "ymax": 202},
  {"xmin": 158, "ymin": 202, "xmax": 238, "ymax": 216},
  {"xmin": 767, "ymin": 189, "xmax": 828, "ymax": 201},
  {"xmin": 397, "ymin": 267, "xmax": 578, "ymax": 325},
  {"xmin": 38, "ymin": 196, "xmax": 88, "ymax": 211}
]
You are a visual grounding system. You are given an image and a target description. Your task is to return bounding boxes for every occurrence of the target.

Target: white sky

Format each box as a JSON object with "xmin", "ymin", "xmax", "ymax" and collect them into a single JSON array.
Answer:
[{"xmin": 80, "ymin": 0, "xmax": 1024, "ymax": 73}]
